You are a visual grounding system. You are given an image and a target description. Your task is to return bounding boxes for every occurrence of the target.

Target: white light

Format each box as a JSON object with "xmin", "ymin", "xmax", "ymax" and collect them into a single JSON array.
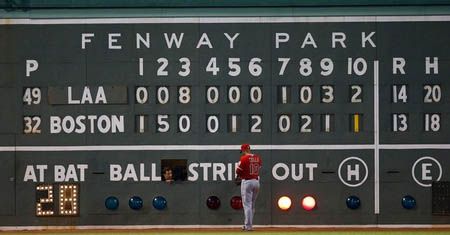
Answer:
[{"xmin": 278, "ymin": 196, "xmax": 292, "ymax": 211}]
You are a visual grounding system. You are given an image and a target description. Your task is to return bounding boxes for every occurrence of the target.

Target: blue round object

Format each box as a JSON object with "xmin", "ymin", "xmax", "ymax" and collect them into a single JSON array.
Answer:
[
  {"xmin": 152, "ymin": 196, "xmax": 167, "ymax": 210},
  {"xmin": 105, "ymin": 196, "xmax": 119, "ymax": 210},
  {"xmin": 402, "ymin": 195, "xmax": 416, "ymax": 209},
  {"xmin": 206, "ymin": 196, "xmax": 221, "ymax": 210},
  {"xmin": 128, "ymin": 196, "xmax": 143, "ymax": 210},
  {"xmin": 346, "ymin": 195, "xmax": 361, "ymax": 210}
]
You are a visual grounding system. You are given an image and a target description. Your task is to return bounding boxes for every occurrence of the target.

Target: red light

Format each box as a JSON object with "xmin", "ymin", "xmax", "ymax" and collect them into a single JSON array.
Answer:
[
  {"xmin": 230, "ymin": 196, "xmax": 243, "ymax": 210},
  {"xmin": 301, "ymin": 196, "xmax": 316, "ymax": 211}
]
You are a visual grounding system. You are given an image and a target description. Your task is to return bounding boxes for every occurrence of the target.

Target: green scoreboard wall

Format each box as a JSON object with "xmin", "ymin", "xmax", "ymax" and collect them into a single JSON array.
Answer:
[{"xmin": 0, "ymin": 16, "xmax": 449, "ymax": 227}]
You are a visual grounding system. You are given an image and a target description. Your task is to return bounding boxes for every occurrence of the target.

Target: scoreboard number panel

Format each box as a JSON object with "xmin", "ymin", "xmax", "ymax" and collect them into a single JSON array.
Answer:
[
  {"xmin": 19, "ymin": 26, "xmax": 382, "ymax": 145},
  {"xmin": 0, "ymin": 16, "xmax": 449, "ymax": 227},
  {"xmin": 36, "ymin": 184, "xmax": 79, "ymax": 216}
]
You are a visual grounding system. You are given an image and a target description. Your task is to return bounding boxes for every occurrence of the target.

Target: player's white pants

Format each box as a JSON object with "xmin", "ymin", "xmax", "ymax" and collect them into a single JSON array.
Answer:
[{"xmin": 241, "ymin": 179, "xmax": 260, "ymax": 230}]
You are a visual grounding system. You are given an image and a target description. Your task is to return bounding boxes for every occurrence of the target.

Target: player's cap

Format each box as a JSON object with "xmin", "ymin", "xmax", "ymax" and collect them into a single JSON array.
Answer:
[{"xmin": 240, "ymin": 144, "xmax": 250, "ymax": 153}]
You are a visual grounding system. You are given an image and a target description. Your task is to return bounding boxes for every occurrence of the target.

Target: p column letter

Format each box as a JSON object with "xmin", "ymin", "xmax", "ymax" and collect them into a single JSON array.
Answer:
[
  {"xmin": 26, "ymin": 59, "xmax": 38, "ymax": 77},
  {"xmin": 275, "ymin": 33, "xmax": 289, "ymax": 48}
]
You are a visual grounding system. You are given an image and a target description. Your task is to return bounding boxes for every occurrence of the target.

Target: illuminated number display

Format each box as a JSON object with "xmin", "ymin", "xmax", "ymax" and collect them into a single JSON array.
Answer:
[
  {"xmin": 36, "ymin": 185, "xmax": 54, "ymax": 216},
  {"xmin": 35, "ymin": 184, "xmax": 79, "ymax": 217}
]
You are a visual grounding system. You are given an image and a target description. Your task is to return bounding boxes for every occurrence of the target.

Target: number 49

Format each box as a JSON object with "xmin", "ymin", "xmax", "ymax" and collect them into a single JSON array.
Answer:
[{"xmin": 23, "ymin": 87, "xmax": 41, "ymax": 105}]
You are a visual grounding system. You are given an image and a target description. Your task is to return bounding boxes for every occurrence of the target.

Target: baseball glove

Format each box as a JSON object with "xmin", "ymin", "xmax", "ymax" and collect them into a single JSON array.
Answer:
[{"xmin": 234, "ymin": 176, "xmax": 242, "ymax": 186}]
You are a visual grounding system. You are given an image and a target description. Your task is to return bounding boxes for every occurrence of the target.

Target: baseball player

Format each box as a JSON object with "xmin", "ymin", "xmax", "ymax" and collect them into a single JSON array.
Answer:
[{"xmin": 236, "ymin": 143, "xmax": 262, "ymax": 231}]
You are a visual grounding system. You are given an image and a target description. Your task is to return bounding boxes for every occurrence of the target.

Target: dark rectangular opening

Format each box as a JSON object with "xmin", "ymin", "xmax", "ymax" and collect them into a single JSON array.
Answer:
[
  {"xmin": 161, "ymin": 159, "xmax": 188, "ymax": 182},
  {"xmin": 432, "ymin": 181, "xmax": 450, "ymax": 216}
]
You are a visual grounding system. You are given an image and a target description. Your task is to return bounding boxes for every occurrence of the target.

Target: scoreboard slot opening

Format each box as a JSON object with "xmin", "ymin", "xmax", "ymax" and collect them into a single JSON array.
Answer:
[{"xmin": 161, "ymin": 159, "xmax": 188, "ymax": 183}]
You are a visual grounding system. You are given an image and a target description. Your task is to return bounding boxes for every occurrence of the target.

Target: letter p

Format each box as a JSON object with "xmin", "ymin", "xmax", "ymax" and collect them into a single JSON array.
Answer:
[
  {"xmin": 26, "ymin": 59, "xmax": 38, "ymax": 77},
  {"xmin": 275, "ymin": 33, "xmax": 289, "ymax": 48}
]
